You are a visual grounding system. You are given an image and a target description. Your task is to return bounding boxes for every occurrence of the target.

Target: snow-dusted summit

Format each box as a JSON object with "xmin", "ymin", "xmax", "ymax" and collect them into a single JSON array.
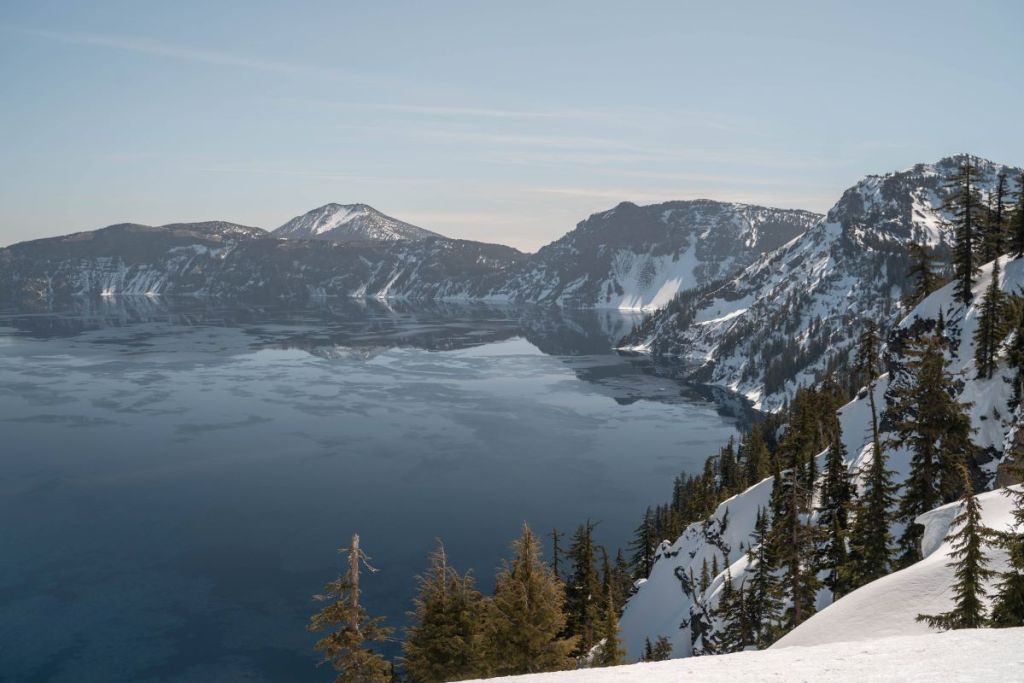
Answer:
[{"xmin": 272, "ymin": 203, "xmax": 441, "ymax": 242}]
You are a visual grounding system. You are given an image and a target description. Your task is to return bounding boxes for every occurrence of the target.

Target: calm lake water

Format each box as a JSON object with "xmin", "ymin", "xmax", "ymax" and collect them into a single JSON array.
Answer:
[{"xmin": 0, "ymin": 299, "xmax": 744, "ymax": 682}]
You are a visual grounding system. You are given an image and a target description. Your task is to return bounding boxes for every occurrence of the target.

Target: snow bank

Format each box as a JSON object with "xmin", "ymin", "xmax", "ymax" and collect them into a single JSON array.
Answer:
[
  {"xmin": 466, "ymin": 627, "xmax": 1024, "ymax": 682},
  {"xmin": 775, "ymin": 486, "xmax": 1020, "ymax": 648}
]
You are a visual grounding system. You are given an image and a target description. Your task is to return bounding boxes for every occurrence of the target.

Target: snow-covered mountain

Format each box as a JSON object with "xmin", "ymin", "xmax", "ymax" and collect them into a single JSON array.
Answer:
[
  {"xmin": 499, "ymin": 200, "xmax": 819, "ymax": 310},
  {"xmin": 272, "ymin": 203, "xmax": 441, "ymax": 242},
  {"xmin": 621, "ymin": 156, "xmax": 1024, "ymax": 411},
  {"xmin": 0, "ymin": 200, "xmax": 814, "ymax": 309},
  {"xmin": 618, "ymin": 253, "xmax": 1024, "ymax": 661}
]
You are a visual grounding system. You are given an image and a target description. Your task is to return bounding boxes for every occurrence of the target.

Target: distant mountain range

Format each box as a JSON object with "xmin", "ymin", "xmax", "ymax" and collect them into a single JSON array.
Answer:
[
  {"xmin": 2, "ymin": 154, "xmax": 1020, "ymax": 409},
  {"xmin": 0, "ymin": 198, "xmax": 815, "ymax": 310}
]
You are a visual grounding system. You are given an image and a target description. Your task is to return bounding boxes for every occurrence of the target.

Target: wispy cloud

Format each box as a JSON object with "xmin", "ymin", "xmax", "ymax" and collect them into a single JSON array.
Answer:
[
  {"xmin": 5, "ymin": 26, "xmax": 377, "ymax": 83},
  {"xmin": 278, "ymin": 98, "xmax": 611, "ymax": 121}
]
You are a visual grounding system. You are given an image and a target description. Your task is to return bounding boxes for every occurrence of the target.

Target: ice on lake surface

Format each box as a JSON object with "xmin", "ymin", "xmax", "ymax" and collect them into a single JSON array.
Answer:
[{"xmin": 0, "ymin": 298, "xmax": 746, "ymax": 682}]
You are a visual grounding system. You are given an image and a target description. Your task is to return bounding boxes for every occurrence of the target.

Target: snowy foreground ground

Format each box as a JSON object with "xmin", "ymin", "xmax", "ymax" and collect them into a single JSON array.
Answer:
[{"xmin": 468, "ymin": 627, "xmax": 1024, "ymax": 682}]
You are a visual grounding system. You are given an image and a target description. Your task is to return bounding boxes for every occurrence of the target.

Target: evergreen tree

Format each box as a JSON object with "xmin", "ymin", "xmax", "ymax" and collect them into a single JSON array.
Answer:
[
  {"xmin": 846, "ymin": 319, "xmax": 897, "ymax": 590},
  {"xmin": 741, "ymin": 427, "xmax": 772, "ymax": 486},
  {"xmin": 1014, "ymin": 172, "xmax": 1024, "ymax": 257},
  {"xmin": 718, "ymin": 437, "xmax": 741, "ymax": 496},
  {"xmin": 917, "ymin": 469, "xmax": 995, "ymax": 630},
  {"xmin": 845, "ymin": 443, "xmax": 898, "ymax": 590},
  {"xmin": 594, "ymin": 589, "xmax": 625, "ymax": 667},
  {"xmin": 642, "ymin": 635, "xmax": 673, "ymax": 661},
  {"xmin": 945, "ymin": 155, "xmax": 983, "ymax": 305},
  {"xmin": 904, "ymin": 243, "xmax": 943, "ymax": 309},
  {"xmin": 564, "ymin": 520, "xmax": 602, "ymax": 657},
  {"xmin": 974, "ymin": 256, "xmax": 1007, "ymax": 379},
  {"xmin": 746, "ymin": 508, "xmax": 783, "ymax": 648},
  {"xmin": 888, "ymin": 333, "xmax": 976, "ymax": 565},
  {"xmin": 818, "ymin": 421, "xmax": 853, "ymax": 597},
  {"xmin": 308, "ymin": 534, "xmax": 393, "ymax": 683},
  {"xmin": 714, "ymin": 571, "xmax": 753, "ymax": 653},
  {"xmin": 982, "ymin": 172, "xmax": 1009, "ymax": 263},
  {"xmin": 550, "ymin": 528, "xmax": 565, "ymax": 581},
  {"xmin": 402, "ymin": 541, "xmax": 484, "ymax": 683},
  {"xmin": 481, "ymin": 524, "xmax": 575, "ymax": 676},
  {"xmin": 628, "ymin": 508, "xmax": 656, "ymax": 580},
  {"xmin": 991, "ymin": 467, "xmax": 1024, "ymax": 627},
  {"xmin": 610, "ymin": 549, "xmax": 634, "ymax": 613},
  {"xmin": 775, "ymin": 455, "xmax": 821, "ymax": 632}
]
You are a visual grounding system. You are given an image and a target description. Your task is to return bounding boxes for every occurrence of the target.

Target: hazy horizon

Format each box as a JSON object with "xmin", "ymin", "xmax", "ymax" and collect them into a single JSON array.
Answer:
[{"xmin": 2, "ymin": 0, "xmax": 1023, "ymax": 251}]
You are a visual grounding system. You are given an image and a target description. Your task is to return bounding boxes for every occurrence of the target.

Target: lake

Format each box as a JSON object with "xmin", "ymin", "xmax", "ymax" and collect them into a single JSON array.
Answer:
[{"xmin": 0, "ymin": 298, "xmax": 744, "ymax": 682}]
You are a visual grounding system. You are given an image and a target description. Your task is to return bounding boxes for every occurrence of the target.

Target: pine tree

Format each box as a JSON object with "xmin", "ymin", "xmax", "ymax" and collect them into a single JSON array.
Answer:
[
  {"xmin": 564, "ymin": 520, "xmax": 602, "ymax": 657},
  {"xmin": 845, "ymin": 447, "xmax": 897, "ymax": 589},
  {"xmin": 718, "ymin": 437, "xmax": 741, "ymax": 496},
  {"xmin": 699, "ymin": 558, "xmax": 711, "ymax": 594},
  {"xmin": 845, "ymin": 320, "xmax": 897, "ymax": 590},
  {"xmin": 643, "ymin": 635, "xmax": 673, "ymax": 661},
  {"xmin": 714, "ymin": 570, "xmax": 752, "ymax": 653},
  {"xmin": 1014, "ymin": 172, "xmax": 1024, "ymax": 257},
  {"xmin": 402, "ymin": 541, "xmax": 484, "ymax": 683},
  {"xmin": 917, "ymin": 469, "xmax": 995, "ymax": 630},
  {"xmin": 818, "ymin": 421, "xmax": 853, "ymax": 597},
  {"xmin": 308, "ymin": 534, "xmax": 393, "ymax": 683},
  {"xmin": 990, "ymin": 474, "xmax": 1024, "ymax": 627},
  {"xmin": 889, "ymin": 333, "xmax": 976, "ymax": 565},
  {"xmin": 628, "ymin": 508, "xmax": 656, "ymax": 580},
  {"xmin": 741, "ymin": 427, "xmax": 772, "ymax": 486},
  {"xmin": 610, "ymin": 549, "xmax": 634, "ymax": 613},
  {"xmin": 550, "ymin": 528, "xmax": 565, "ymax": 580},
  {"xmin": 746, "ymin": 508, "xmax": 783, "ymax": 648},
  {"xmin": 946, "ymin": 155, "xmax": 983, "ymax": 305},
  {"xmin": 594, "ymin": 589, "xmax": 625, "ymax": 667},
  {"xmin": 982, "ymin": 172, "xmax": 1009, "ymax": 263},
  {"xmin": 481, "ymin": 524, "xmax": 575, "ymax": 675},
  {"xmin": 775, "ymin": 455, "xmax": 821, "ymax": 632},
  {"xmin": 905, "ymin": 243, "xmax": 943, "ymax": 308},
  {"xmin": 974, "ymin": 257, "xmax": 1007, "ymax": 379}
]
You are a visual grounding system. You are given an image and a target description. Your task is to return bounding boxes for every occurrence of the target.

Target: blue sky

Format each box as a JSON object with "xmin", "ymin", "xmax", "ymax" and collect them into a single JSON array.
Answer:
[{"xmin": 2, "ymin": 1, "xmax": 1022, "ymax": 251}]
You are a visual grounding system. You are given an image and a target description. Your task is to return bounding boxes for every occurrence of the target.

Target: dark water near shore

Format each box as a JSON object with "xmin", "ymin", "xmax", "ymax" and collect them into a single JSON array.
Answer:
[{"xmin": 0, "ymin": 298, "xmax": 745, "ymax": 682}]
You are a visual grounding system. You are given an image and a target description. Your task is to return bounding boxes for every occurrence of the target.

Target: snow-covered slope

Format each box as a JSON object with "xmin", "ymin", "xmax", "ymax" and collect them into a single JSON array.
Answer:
[
  {"xmin": 272, "ymin": 203, "xmax": 441, "ymax": 242},
  {"xmin": 618, "ymin": 252, "xmax": 1024, "ymax": 661},
  {"xmin": 503, "ymin": 200, "xmax": 818, "ymax": 310},
  {"xmin": 621, "ymin": 156, "xmax": 1023, "ymax": 410},
  {"xmin": 466, "ymin": 628, "xmax": 1024, "ymax": 682},
  {"xmin": 775, "ymin": 486, "xmax": 1021, "ymax": 648}
]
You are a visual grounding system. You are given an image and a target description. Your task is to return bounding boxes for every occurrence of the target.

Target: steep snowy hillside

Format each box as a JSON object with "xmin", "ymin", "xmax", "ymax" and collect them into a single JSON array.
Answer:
[
  {"xmin": 775, "ymin": 486, "xmax": 1020, "ymax": 648},
  {"xmin": 504, "ymin": 200, "xmax": 818, "ymax": 310},
  {"xmin": 621, "ymin": 156, "xmax": 1023, "ymax": 411},
  {"xmin": 465, "ymin": 628, "xmax": 1024, "ymax": 682},
  {"xmin": 273, "ymin": 203, "xmax": 441, "ymax": 242},
  {"xmin": 618, "ymin": 253, "xmax": 1024, "ymax": 661}
]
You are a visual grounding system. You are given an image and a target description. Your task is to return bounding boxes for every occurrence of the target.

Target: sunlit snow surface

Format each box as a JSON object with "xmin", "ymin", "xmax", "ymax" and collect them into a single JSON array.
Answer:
[{"xmin": 468, "ymin": 627, "xmax": 1024, "ymax": 682}]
